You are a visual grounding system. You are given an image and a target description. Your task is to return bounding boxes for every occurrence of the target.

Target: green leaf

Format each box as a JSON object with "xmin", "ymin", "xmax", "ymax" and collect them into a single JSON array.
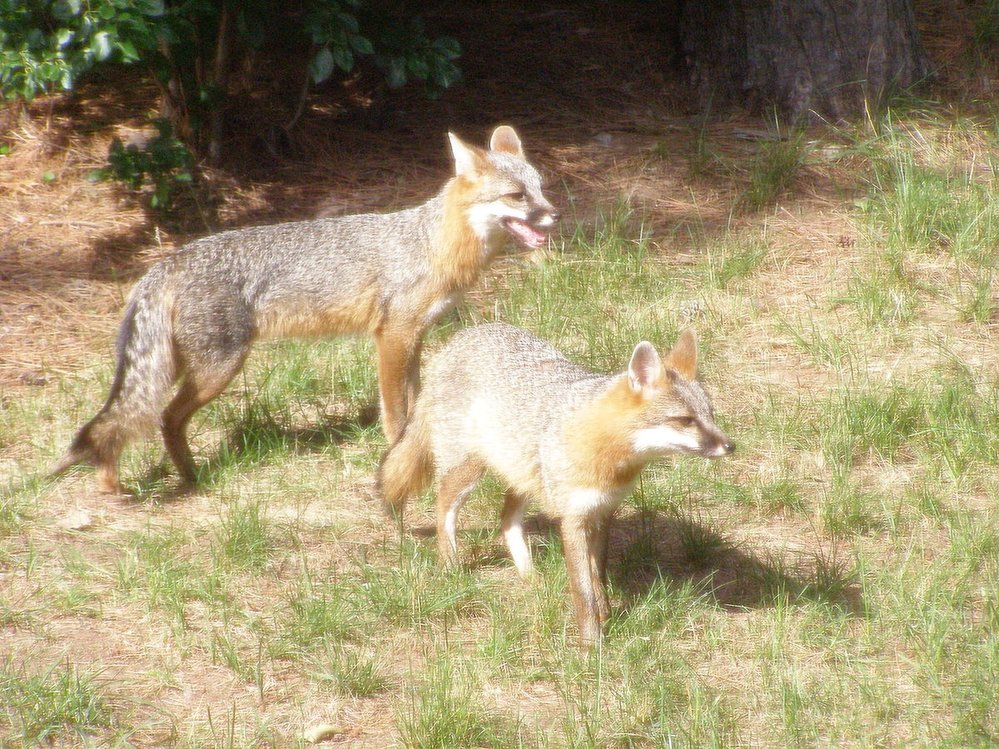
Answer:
[
  {"xmin": 157, "ymin": 24, "xmax": 179, "ymax": 45},
  {"xmin": 332, "ymin": 45, "xmax": 353, "ymax": 72},
  {"xmin": 42, "ymin": 170, "xmax": 56, "ymax": 183},
  {"xmin": 51, "ymin": 0, "xmax": 82, "ymax": 21},
  {"xmin": 433, "ymin": 36, "xmax": 461, "ymax": 60},
  {"xmin": 386, "ymin": 57, "xmax": 406, "ymax": 89},
  {"xmin": 406, "ymin": 56, "xmax": 429, "ymax": 80},
  {"xmin": 309, "ymin": 46, "xmax": 335, "ymax": 84},
  {"xmin": 136, "ymin": 0, "xmax": 166, "ymax": 16},
  {"xmin": 91, "ymin": 31, "xmax": 112, "ymax": 61},
  {"xmin": 310, "ymin": 27, "xmax": 331, "ymax": 45},
  {"xmin": 336, "ymin": 11, "xmax": 359, "ymax": 34},
  {"xmin": 350, "ymin": 34, "xmax": 373, "ymax": 55},
  {"xmin": 55, "ymin": 28, "xmax": 75, "ymax": 49},
  {"xmin": 36, "ymin": 61, "xmax": 56, "ymax": 82},
  {"xmin": 434, "ymin": 62, "xmax": 461, "ymax": 89},
  {"xmin": 117, "ymin": 39, "xmax": 138, "ymax": 62}
]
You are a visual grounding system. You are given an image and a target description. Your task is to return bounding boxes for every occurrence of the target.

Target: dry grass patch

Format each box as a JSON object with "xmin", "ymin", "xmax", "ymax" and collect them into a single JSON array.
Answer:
[{"xmin": 3, "ymin": 7, "xmax": 999, "ymax": 743}]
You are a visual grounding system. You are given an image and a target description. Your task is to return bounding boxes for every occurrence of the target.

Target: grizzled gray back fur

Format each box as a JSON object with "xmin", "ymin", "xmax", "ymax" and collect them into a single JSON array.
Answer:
[
  {"xmin": 414, "ymin": 323, "xmax": 615, "ymax": 481},
  {"xmin": 52, "ymin": 125, "xmax": 561, "ymax": 492},
  {"xmin": 115, "ymin": 192, "xmax": 453, "ymax": 435}
]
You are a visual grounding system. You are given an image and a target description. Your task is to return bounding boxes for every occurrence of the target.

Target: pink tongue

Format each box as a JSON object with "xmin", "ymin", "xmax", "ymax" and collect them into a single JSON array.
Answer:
[{"xmin": 507, "ymin": 219, "xmax": 547, "ymax": 248}]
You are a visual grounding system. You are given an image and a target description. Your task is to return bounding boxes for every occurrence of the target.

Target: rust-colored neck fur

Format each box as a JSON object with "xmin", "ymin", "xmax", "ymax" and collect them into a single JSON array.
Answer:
[
  {"xmin": 432, "ymin": 176, "xmax": 490, "ymax": 291},
  {"xmin": 565, "ymin": 378, "xmax": 647, "ymax": 489}
]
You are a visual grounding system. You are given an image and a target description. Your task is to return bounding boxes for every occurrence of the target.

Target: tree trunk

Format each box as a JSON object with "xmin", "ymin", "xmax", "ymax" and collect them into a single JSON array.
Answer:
[
  {"xmin": 207, "ymin": 1, "xmax": 234, "ymax": 163},
  {"xmin": 680, "ymin": 0, "xmax": 931, "ymax": 121}
]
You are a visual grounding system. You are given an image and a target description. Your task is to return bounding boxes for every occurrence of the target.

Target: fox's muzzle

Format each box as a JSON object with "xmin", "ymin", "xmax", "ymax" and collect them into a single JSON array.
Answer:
[
  {"xmin": 705, "ymin": 435, "xmax": 735, "ymax": 458},
  {"xmin": 530, "ymin": 203, "xmax": 560, "ymax": 228}
]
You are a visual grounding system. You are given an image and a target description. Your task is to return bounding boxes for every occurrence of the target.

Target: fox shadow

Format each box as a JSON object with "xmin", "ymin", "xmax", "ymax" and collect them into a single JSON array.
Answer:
[
  {"xmin": 604, "ymin": 511, "xmax": 864, "ymax": 615},
  {"xmin": 429, "ymin": 509, "xmax": 863, "ymax": 617},
  {"xmin": 130, "ymin": 404, "xmax": 380, "ymax": 501}
]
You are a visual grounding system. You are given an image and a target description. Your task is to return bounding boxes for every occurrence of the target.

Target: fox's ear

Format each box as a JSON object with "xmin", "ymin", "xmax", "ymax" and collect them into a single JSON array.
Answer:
[
  {"xmin": 664, "ymin": 328, "xmax": 698, "ymax": 380},
  {"xmin": 448, "ymin": 132, "xmax": 486, "ymax": 177},
  {"xmin": 628, "ymin": 341, "xmax": 663, "ymax": 393},
  {"xmin": 489, "ymin": 125, "xmax": 524, "ymax": 158}
]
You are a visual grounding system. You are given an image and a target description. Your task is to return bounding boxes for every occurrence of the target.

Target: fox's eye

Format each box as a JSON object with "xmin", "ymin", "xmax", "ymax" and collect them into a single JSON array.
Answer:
[
  {"xmin": 671, "ymin": 416, "xmax": 696, "ymax": 428},
  {"xmin": 505, "ymin": 191, "xmax": 525, "ymax": 201}
]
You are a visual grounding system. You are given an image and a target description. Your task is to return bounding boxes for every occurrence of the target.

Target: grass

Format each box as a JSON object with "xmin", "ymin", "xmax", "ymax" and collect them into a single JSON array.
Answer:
[
  {"xmin": 213, "ymin": 499, "xmax": 274, "ymax": 571},
  {"xmin": 841, "ymin": 260, "xmax": 922, "ymax": 328},
  {"xmin": 306, "ymin": 643, "xmax": 389, "ymax": 697},
  {"xmin": 0, "ymin": 659, "xmax": 122, "ymax": 745},
  {"xmin": 396, "ymin": 654, "xmax": 524, "ymax": 748},
  {"xmin": 703, "ymin": 235, "xmax": 769, "ymax": 288},
  {"xmin": 2, "ymin": 107, "xmax": 999, "ymax": 747},
  {"xmin": 861, "ymin": 114, "xmax": 999, "ymax": 267},
  {"xmin": 740, "ymin": 128, "xmax": 811, "ymax": 210}
]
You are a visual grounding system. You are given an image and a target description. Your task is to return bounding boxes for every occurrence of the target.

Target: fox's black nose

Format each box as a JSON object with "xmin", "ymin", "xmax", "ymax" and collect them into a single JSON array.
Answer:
[{"xmin": 705, "ymin": 438, "xmax": 734, "ymax": 459}]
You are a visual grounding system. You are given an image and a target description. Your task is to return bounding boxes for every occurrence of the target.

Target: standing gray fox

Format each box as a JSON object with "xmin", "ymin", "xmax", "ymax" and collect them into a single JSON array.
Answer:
[
  {"xmin": 53, "ymin": 126, "xmax": 559, "ymax": 493},
  {"xmin": 377, "ymin": 323, "xmax": 734, "ymax": 645}
]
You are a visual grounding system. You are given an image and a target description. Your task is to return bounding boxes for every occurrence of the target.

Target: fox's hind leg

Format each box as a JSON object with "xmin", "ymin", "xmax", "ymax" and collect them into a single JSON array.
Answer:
[
  {"xmin": 501, "ymin": 489, "xmax": 533, "ymax": 577},
  {"xmin": 162, "ymin": 352, "xmax": 248, "ymax": 486},
  {"xmin": 374, "ymin": 327, "xmax": 422, "ymax": 443},
  {"xmin": 435, "ymin": 459, "xmax": 484, "ymax": 566},
  {"xmin": 94, "ymin": 453, "xmax": 124, "ymax": 495},
  {"xmin": 50, "ymin": 415, "xmax": 128, "ymax": 494}
]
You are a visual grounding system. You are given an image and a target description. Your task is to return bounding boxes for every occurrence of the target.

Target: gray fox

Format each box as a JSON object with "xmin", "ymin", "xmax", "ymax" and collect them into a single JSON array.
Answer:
[
  {"xmin": 377, "ymin": 323, "xmax": 734, "ymax": 645},
  {"xmin": 53, "ymin": 126, "xmax": 559, "ymax": 493}
]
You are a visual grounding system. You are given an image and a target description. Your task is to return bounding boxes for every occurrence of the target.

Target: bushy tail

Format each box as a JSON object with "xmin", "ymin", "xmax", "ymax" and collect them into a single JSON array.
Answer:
[
  {"xmin": 50, "ymin": 271, "xmax": 177, "ymax": 487},
  {"xmin": 376, "ymin": 406, "xmax": 433, "ymax": 517}
]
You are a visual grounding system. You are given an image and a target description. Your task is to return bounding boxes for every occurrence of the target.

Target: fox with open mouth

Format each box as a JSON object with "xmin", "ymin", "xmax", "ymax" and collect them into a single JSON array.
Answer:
[{"xmin": 53, "ymin": 125, "xmax": 559, "ymax": 494}]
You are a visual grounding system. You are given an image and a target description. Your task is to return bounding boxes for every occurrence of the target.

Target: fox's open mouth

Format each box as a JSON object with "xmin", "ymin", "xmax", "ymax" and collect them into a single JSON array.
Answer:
[{"xmin": 503, "ymin": 217, "xmax": 549, "ymax": 249}]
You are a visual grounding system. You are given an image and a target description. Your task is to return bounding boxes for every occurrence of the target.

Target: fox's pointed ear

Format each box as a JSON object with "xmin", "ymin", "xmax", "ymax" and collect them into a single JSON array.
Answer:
[
  {"xmin": 489, "ymin": 125, "xmax": 524, "ymax": 158},
  {"xmin": 664, "ymin": 328, "xmax": 698, "ymax": 381},
  {"xmin": 628, "ymin": 341, "xmax": 663, "ymax": 393},
  {"xmin": 448, "ymin": 132, "xmax": 485, "ymax": 178}
]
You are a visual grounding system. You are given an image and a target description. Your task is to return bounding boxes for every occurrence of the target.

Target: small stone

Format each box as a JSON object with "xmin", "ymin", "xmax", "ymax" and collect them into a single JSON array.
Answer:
[
  {"xmin": 57, "ymin": 510, "xmax": 93, "ymax": 531},
  {"xmin": 303, "ymin": 724, "xmax": 341, "ymax": 744},
  {"xmin": 18, "ymin": 370, "xmax": 48, "ymax": 386},
  {"xmin": 678, "ymin": 299, "xmax": 705, "ymax": 321}
]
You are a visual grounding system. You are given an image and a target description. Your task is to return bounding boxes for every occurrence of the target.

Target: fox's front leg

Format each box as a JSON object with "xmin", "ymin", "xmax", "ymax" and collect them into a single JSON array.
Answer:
[
  {"xmin": 374, "ymin": 328, "xmax": 421, "ymax": 443},
  {"xmin": 501, "ymin": 489, "xmax": 534, "ymax": 577},
  {"xmin": 588, "ymin": 515, "xmax": 612, "ymax": 626},
  {"xmin": 561, "ymin": 514, "xmax": 603, "ymax": 646}
]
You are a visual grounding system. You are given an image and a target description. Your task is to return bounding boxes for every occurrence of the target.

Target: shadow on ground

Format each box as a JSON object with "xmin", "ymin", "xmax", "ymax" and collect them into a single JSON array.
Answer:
[
  {"xmin": 409, "ymin": 508, "xmax": 863, "ymax": 617},
  {"xmin": 114, "ymin": 405, "xmax": 381, "ymax": 501}
]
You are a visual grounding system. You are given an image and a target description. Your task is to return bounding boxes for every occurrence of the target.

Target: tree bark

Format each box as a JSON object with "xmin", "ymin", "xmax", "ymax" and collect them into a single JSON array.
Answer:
[
  {"xmin": 207, "ymin": 1, "xmax": 234, "ymax": 163},
  {"xmin": 680, "ymin": 0, "xmax": 931, "ymax": 121}
]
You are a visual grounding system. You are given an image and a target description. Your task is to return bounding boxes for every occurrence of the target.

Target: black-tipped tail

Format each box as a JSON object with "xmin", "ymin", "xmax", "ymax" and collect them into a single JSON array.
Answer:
[
  {"xmin": 49, "ymin": 413, "xmax": 129, "ymax": 493},
  {"xmin": 51, "ymin": 271, "xmax": 178, "ymax": 493}
]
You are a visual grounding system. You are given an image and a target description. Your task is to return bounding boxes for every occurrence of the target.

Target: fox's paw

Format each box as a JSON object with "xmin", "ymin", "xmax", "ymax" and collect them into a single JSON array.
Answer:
[{"xmin": 96, "ymin": 474, "xmax": 125, "ymax": 496}]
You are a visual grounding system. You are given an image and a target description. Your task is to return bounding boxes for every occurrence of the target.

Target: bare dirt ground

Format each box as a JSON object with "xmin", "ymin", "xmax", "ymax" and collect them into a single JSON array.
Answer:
[
  {"xmin": 0, "ymin": 3, "xmax": 765, "ymax": 394},
  {"xmin": 1, "ymin": 1, "xmax": 996, "ymax": 746},
  {"xmin": 4, "ymin": 0, "xmax": 987, "ymax": 394}
]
